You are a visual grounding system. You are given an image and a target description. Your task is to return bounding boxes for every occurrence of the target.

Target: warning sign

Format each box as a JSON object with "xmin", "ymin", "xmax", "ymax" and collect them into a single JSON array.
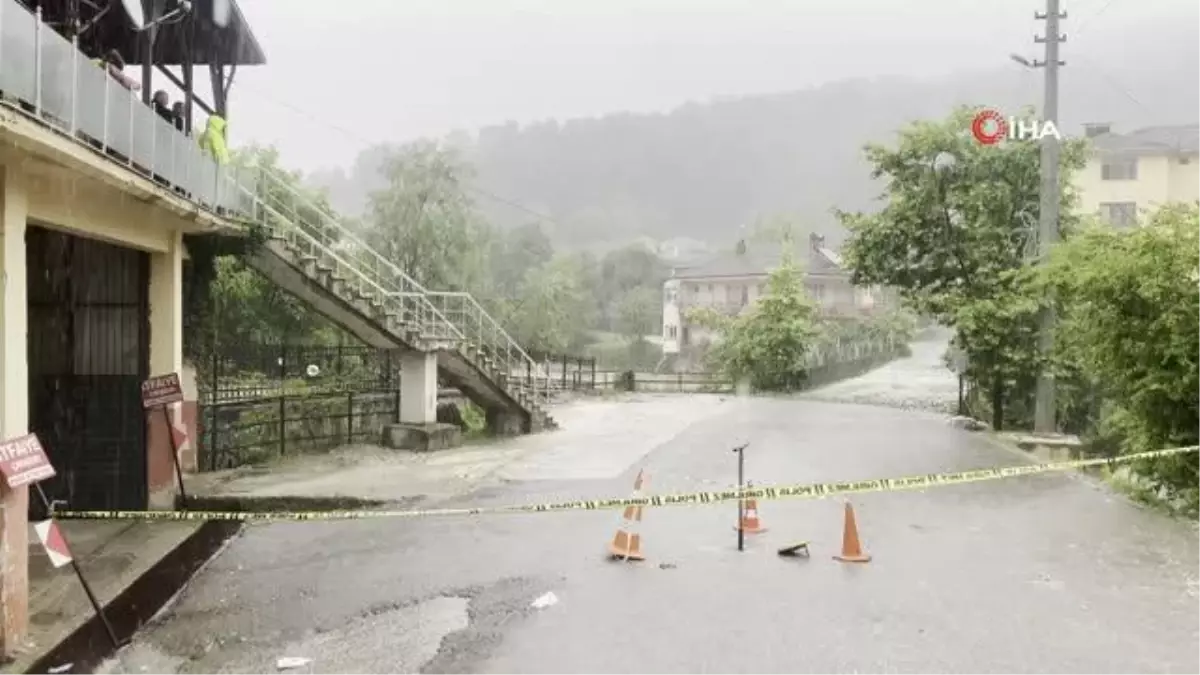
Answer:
[
  {"xmin": 0, "ymin": 433, "xmax": 56, "ymax": 488},
  {"xmin": 142, "ymin": 373, "xmax": 184, "ymax": 409},
  {"xmin": 33, "ymin": 520, "xmax": 73, "ymax": 568}
]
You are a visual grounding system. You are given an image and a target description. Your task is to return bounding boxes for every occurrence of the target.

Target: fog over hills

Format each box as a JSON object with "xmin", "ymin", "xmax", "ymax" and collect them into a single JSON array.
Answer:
[{"xmin": 307, "ymin": 10, "xmax": 1198, "ymax": 251}]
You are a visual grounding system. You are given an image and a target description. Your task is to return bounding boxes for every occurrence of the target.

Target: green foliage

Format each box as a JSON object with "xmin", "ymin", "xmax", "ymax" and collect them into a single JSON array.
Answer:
[
  {"xmin": 458, "ymin": 400, "xmax": 488, "ymax": 438},
  {"xmin": 1041, "ymin": 202, "xmax": 1199, "ymax": 509},
  {"xmin": 615, "ymin": 287, "xmax": 661, "ymax": 340},
  {"xmin": 502, "ymin": 253, "xmax": 596, "ymax": 353},
  {"xmin": 700, "ymin": 249, "xmax": 820, "ymax": 390},
  {"xmin": 585, "ymin": 337, "xmax": 663, "ymax": 371},
  {"xmin": 363, "ymin": 140, "xmax": 491, "ymax": 291},
  {"xmin": 837, "ymin": 106, "xmax": 1087, "ymax": 428},
  {"xmin": 593, "ymin": 245, "xmax": 668, "ymax": 331},
  {"xmin": 489, "ymin": 223, "xmax": 554, "ymax": 298}
]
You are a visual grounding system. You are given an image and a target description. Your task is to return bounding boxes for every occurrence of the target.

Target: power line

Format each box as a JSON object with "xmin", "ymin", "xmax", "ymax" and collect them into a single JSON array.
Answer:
[
  {"xmin": 1072, "ymin": 0, "xmax": 1120, "ymax": 36},
  {"xmin": 1071, "ymin": 54, "xmax": 1147, "ymax": 112}
]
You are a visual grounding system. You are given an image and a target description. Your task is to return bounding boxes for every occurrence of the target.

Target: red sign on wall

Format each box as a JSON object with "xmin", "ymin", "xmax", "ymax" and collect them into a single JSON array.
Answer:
[
  {"xmin": 0, "ymin": 433, "xmax": 56, "ymax": 488},
  {"xmin": 141, "ymin": 373, "xmax": 184, "ymax": 409}
]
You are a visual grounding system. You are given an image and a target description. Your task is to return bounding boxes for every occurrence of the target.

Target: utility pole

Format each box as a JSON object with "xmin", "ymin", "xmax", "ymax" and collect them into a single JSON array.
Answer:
[{"xmin": 1032, "ymin": 0, "xmax": 1065, "ymax": 433}]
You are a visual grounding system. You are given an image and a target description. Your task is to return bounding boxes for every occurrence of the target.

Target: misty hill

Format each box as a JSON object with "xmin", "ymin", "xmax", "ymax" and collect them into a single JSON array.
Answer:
[{"xmin": 308, "ymin": 14, "xmax": 1197, "ymax": 250}]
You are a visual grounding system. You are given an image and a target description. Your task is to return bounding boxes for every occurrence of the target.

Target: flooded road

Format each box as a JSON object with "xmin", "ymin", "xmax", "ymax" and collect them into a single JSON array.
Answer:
[{"xmin": 100, "ymin": 331, "xmax": 1198, "ymax": 674}]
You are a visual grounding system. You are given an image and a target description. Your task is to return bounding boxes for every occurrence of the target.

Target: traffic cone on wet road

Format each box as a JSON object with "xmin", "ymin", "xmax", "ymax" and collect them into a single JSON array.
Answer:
[
  {"xmin": 833, "ymin": 500, "xmax": 871, "ymax": 563},
  {"xmin": 608, "ymin": 470, "xmax": 646, "ymax": 561},
  {"xmin": 734, "ymin": 494, "xmax": 767, "ymax": 534}
]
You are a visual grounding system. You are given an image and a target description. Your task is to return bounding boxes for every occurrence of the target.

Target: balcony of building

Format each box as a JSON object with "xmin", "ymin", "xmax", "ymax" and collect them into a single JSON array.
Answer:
[{"xmin": 0, "ymin": 0, "xmax": 263, "ymax": 219}]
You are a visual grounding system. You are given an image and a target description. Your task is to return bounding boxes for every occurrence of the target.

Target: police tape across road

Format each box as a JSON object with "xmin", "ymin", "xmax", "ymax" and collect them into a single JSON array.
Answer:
[{"xmin": 52, "ymin": 445, "xmax": 1199, "ymax": 523}]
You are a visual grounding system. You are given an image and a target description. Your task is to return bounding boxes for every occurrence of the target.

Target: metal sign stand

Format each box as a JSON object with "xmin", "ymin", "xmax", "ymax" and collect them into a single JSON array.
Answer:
[
  {"xmin": 159, "ymin": 403, "xmax": 189, "ymax": 506},
  {"xmin": 36, "ymin": 484, "xmax": 121, "ymax": 649},
  {"xmin": 0, "ymin": 433, "xmax": 120, "ymax": 650},
  {"xmin": 732, "ymin": 443, "xmax": 748, "ymax": 552},
  {"xmin": 142, "ymin": 373, "xmax": 189, "ymax": 508}
]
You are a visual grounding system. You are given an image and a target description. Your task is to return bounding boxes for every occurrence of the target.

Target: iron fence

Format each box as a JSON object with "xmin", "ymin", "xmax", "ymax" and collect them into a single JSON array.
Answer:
[
  {"xmin": 602, "ymin": 340, "xmax": 907, "ymax": 393},
  {"xmin": 196, "ymin": 345, "xmax": 600, "ymax": 470},
  {"xmin": 198, "ymin": 344, "xmax": 403, "ymax": 471},
  {"xmin": 200, "ymin": 389, "xmax": 399, "ymax": 471},
  {"xmin": 524, "ymin": 352, "xmax": 599, "ymax": 392}
]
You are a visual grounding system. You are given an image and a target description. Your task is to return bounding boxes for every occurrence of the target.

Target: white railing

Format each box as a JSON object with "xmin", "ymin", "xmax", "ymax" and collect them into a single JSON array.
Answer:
[
  {"xmin": 0, "ymin": 0, "xmax": 247, "ymax": 212},
  {"xmin": 251, "ymin": 168, "xmax": 557, "ymax": 405}
]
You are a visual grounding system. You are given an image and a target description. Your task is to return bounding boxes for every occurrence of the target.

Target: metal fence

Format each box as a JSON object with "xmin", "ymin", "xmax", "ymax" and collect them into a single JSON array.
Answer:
[
  {"xmin": 197, "ymin": 345, "xmax": 601, "ymax": 470},
  {"xmin": 599, "ymin": 338, "xmax": 907, "ymax": 394},
  {"xmin": 524, "ymin": 352, "xmax": 599, "ymax": 391},
  {"xmin": 198, "ymin": 344, "xmax": 403, "ymax": 471}
]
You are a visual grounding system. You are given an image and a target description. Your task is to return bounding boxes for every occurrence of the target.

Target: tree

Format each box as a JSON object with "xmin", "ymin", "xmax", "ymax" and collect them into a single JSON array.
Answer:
[
  {"xmin": 490, "ymin": 223, "xmax": 555, "ymax": 298},
  {"xmin": 836, "ymin": 106, "xmax": 1088, "ymax": 429},
  {"xmin": 506, "ymin": 254, "xmax": 596, "ymax": 353},
  {"xmin": 615, "ymin": 287, "xmax": 661, "ymax": 340},
  {"xmin": 690, "ymin": 248, "xmax": 819, "ymax": 390},
  {"xmin": 595, "ymin": 245, "xmax": 666, "ymax": 331},
  {"xmin": 363, "ymin": 140, "xmax": 490, "ymax": 291},
  {"xmin": 1042, "ymin": 202, "xmax": 1199, "ymax": 507}
]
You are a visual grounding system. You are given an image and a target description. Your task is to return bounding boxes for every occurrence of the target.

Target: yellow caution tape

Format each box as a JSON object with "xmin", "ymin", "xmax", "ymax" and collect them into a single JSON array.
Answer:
[{"xmin": 53, "ymin": 445, "xmax": 1198, "ymax": 523}]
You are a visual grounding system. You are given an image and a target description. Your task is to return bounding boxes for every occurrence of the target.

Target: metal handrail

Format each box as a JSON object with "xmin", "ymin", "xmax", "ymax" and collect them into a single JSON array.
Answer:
[
  {"xmin": 252, "ymin": 168, "xmax": 556, "ymax": 402},
  {"xmin": 247, "ymin": 174, "xmax": 465, "ymax": 343},
  {"xmin": 256, "ymin": 165, "xmax": 429, "ymax": 295},
  {"xmin": 239, "ymin": 185, "xmax": 467, "ymax": 345}
]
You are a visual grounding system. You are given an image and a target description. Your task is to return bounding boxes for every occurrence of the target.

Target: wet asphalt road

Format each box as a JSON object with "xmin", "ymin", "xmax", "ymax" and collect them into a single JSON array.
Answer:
[{"xmin": 101, "ymin": 338, "xmax": 1199, "ymax": 674}]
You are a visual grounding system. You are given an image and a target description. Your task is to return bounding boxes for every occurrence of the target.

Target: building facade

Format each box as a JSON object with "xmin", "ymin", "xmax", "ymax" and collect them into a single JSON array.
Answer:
[
  {"xmin": 1075, "ymin": 124, "xmax": 1199, "ymax": 227},
  {"xmin": 0, "ymin": 0, "xmax": 264, "ymax": 654},
  {"xmin": 661, "ymin": 234, "xmax": 884, "ymax": 355}
]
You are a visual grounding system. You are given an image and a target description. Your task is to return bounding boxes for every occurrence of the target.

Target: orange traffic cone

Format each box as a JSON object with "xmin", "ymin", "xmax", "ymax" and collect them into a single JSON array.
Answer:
[
  {"xmin": 608, "ymin": 470, "xmax": 646, "ymax": 561},
  {"xmin": 734, "ymin": 495, "xmax": 768, "ymax": 534},
  {"xmin": 833, "ymin": 501, "xmax": 871, "ymax": 563}
]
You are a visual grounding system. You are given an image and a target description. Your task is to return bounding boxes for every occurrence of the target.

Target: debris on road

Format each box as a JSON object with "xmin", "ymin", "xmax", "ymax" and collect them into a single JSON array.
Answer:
[
  {"xmin": 47, "ymin": 663, "xmax": 73, "ymax": 674},
  {"xmin": 530, "ymin": 592, "xmax": 558, "ymax": 609},
  {"xmin": 276, "ymin": 656, "xmax": 313, "ymax": 670},
  {"xmin": 777, "ymin": 542, "xmax": 810, "ymax": 558},
  {"xmin": 658, "ymin": 562, "xmax": 677, "ymax": 570},
  {"xmin": 947, "ymin": 415, "xmax": 990, "ymax": 431}
]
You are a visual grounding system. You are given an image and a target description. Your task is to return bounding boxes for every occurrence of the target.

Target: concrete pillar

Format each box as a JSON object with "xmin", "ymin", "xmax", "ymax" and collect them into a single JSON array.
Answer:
[
  {"xmin": 399, "ymin": 351, "xmax": 437, "ymax": 424},
  {"xmin": 147, "ymin": 230, "xmax": 184, "ymax": 510},
  {"xmin": 0, "ymin": 166, "xmax": 29, "ymax": 656}
]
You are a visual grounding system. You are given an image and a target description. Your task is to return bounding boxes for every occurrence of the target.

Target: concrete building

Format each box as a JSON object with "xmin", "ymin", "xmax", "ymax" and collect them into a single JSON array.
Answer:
[
  {"xmin": 1075, "ymin": 124, "xmax": 1199, "ymax": 227},
  {"xmin": 0, "ymin": 0, "xmax": 265, "ymax": 654},
  {"xmin": 661, "ymin": 234, "xmax": 885, "ymax": 355}
]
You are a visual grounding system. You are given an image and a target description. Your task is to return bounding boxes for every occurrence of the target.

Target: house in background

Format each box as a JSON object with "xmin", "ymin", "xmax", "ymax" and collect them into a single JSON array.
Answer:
[
  {"xmin": 1074, "ymin": 123, "xmax": 1199, "ymax": 227},
  {"xmin": 661, "ymin": 233, "xmax": 888, "ymax": 357}
]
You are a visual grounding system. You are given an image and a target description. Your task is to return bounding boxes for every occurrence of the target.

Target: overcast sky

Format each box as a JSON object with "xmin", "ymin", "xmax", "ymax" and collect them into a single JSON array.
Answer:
[{"xmin": 221, "ymin": 0, "xmax": 1195, "ymax": 172}]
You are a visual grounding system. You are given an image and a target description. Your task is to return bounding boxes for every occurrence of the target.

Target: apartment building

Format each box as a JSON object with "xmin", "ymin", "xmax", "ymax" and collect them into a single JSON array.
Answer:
[
  {"xmin": 661, "ymin": 234, "xmax": 885, "ymax": 355},
  {"xmin": 1075, "ymin": 123, "xmax": 1199, "ymax": 227}
]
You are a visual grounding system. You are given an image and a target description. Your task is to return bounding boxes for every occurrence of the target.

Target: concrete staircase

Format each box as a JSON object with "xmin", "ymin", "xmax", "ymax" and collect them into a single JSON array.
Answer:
[{"xmin": 233, "ymin": 169, "xmax": 558, "ymax": 434}]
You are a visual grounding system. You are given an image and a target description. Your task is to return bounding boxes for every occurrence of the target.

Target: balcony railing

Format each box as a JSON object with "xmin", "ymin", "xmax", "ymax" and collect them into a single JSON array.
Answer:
[{"xmin": 0, "ymin": 0, "xmax": 249, "ymax": 214}]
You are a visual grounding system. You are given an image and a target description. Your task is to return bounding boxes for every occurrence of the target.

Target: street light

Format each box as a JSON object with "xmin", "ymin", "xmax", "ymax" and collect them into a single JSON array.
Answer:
[
  {"xmin": 932, "ymin": 151, "xmax": 958, "ymax": 173},
  {"xmin": 1009, "ymin": 53, "xmax": 1036, "ymax": 68}
]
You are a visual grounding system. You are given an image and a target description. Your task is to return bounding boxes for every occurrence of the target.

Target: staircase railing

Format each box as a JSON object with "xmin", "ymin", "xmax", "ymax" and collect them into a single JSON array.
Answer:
[
  {"xmin": 238, "ymin": 185, "xmax": 465, "ymax": 344},
  {"xmin": 245, "ymin": 167, "xmax": 557, "ymax": 404}
]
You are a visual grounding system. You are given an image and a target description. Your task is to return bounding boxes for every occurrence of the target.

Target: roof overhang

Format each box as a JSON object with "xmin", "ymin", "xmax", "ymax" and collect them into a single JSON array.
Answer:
[{"xmin": 26, "ymin": 0, "xmax": 266, "ymax": 66}]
